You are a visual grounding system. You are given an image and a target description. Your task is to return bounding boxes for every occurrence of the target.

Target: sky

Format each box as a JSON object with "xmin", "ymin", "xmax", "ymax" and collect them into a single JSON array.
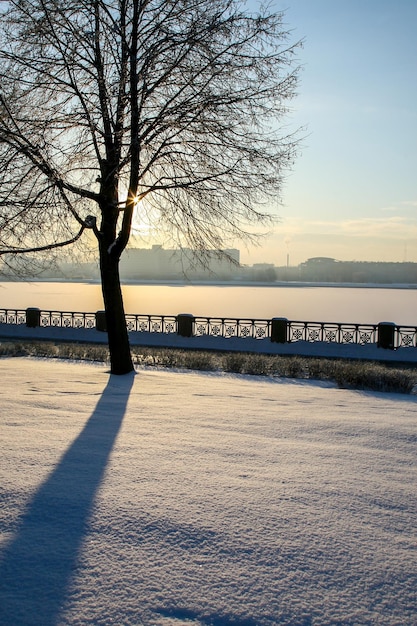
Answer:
[
  {"xmin": 1, "ymin": 2, "xmax": 416, "ymax": 270},
  {"xmin": 1, "ymin": 357, "xmax": 416, "ymax": 625},
  {"xmin": 239, "ymin": 0, "xmax": 417, "ymax": 266}
]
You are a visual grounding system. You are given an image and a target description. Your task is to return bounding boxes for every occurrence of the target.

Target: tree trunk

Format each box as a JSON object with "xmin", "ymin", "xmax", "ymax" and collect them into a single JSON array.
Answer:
[{"xmin": 99, "ymin": 244, "xmax": 134, "ymax": 375}]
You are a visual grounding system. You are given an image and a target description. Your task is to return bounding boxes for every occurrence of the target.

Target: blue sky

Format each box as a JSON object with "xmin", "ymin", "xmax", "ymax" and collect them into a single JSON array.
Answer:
[{"xmin": 243, "ymin": 0, "xmax": 417, "ymax": 266}]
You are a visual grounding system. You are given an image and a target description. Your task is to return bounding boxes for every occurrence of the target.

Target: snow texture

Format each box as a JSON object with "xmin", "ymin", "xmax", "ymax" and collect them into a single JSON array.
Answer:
[{"xmin": 0, "ymin": 357, "xmax": 416, "ymax": 626}]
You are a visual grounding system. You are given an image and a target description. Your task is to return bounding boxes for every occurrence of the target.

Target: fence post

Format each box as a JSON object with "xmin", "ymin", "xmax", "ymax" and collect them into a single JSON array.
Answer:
[
  {"xmin": 271, "ymin": 317, "xmax": 288, "ymax": 343},
  {"xmin": 95, "ymin": 310, "xmax": 107, "ymax": 332},
  {"xmin": 377, "ymin": 321, "xmax": 396, "ymax": 350},
  {"xmin": 26, "ymin": 307, "xmax": 41, "ymax": 328},
  {"xmin": 177, "ymin": 313, "xmax": 194, "ymax": 338}
]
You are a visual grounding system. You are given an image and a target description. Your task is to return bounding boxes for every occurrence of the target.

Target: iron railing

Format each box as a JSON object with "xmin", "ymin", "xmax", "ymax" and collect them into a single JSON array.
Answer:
[
  {"xmin": 125, "ymin": 314, "xmax": 177, "ymax": 334},
  {"xmin": 39, "ymin": 310, "xmax": 96, "ymax": 329},
  {"xmin": 0, "ymin": 309, "xmax": 26, "ymax": 325},
  {"xmin": 0, "ymin": 307, "xmax": 416, "ymax": 349},
  {"xmin": 287, "ymin": 321, "xmax": 378, "ymax": 345},
  {"xmin": 194, "ymin": 317, "xmax": 270, "ymax": 340}
]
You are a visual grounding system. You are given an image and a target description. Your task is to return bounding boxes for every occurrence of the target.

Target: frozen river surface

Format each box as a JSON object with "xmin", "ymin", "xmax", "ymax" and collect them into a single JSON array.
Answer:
[{"xmin": 1, "ymin": 281, "xmax": 416, "ymax": 325}]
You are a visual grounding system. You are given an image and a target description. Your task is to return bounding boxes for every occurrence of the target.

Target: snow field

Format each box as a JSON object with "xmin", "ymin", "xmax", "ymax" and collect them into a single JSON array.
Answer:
[{"xmin": 0, "ymin": 358, "xmax": 416, "ymax": 625}]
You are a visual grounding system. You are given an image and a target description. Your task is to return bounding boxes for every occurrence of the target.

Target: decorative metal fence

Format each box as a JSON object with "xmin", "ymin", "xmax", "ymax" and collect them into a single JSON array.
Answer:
[
  {"xmin": 125, "ymin": 314, "xmax": 177, "ymax": 334},
  {"xmin": 39, "ymin": 310, "xmax": 97, "ymax": 329},
  {"xmin": 287, "ymin": 321, "xmax": 378, "ymax": 345},
  {"xmin": 194, "ymin": 317, "xmax": 270, "ymax": 340},
  {"xmin": 0, "ymin": 309, "xmax": 26, "ymax": 325},
  {"xmin": 0, "ymin": 307, "xmax": 416, "ymax": 350}
]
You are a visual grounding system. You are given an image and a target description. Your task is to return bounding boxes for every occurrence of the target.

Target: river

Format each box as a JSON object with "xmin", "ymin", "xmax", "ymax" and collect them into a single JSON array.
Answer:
[{"xmin": 1, "ymin": 281, "xmax": 416, "ymax": 326}]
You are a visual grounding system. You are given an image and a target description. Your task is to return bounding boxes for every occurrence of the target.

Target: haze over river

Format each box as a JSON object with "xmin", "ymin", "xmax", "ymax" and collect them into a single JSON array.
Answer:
[{"xmin": 1, "ymin": 281, "xmax": 416, "ymax": 326}]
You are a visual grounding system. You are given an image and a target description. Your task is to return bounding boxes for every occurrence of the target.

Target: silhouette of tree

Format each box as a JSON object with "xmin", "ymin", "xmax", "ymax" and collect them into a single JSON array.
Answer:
[{"xmin": 0, "ymin": 0, "xmax": 300, "ymax": 373}]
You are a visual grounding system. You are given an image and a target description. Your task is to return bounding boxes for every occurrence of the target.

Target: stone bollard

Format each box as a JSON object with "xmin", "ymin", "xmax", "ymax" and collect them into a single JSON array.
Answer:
[
  {"xmin": 177, "ymin": 313, "xmax": 194, "ymax": 338},
  {"xmin": 377, "ymin": 321, "xmax": 396, "ymax": 350},
  {"xmin": 271, "ymin": 317, "xmax": 288, "ymax": 343},
  {"xmin": 26, "ymin": 307, "xmax": 41, "ymax": 328},
  {"xmin": 95, "ymin": 310, "xmax": 107, "ymax": 332}
]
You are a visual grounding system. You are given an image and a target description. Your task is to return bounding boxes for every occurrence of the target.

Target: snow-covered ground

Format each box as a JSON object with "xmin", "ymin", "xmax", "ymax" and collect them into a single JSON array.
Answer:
[{"xmin": 0, "ymin": 358, "xmax": 416, "ymax": 626}]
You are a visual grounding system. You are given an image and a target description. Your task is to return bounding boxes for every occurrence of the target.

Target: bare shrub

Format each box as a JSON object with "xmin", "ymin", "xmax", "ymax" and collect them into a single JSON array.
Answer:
[
  {"xmin": 332, "ymin": 361, "xmax": 417, "ymax": 394},
  {"xmin": 0, "ymin": 340, "xmax": 415, "ymax": 394},
  {"xmin": 222, "ymin": 353, "xmax": 247, "ymax": 374},
  {"xmin": 241, "ymin": 354, "xmax": 271, "ymax": 376}
]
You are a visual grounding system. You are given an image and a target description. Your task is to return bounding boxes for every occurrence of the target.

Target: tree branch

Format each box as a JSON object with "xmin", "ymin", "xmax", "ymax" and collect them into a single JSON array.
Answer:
[{"xmin": 0, "ymin": 225, "xmax": 86, "ymax": 256}]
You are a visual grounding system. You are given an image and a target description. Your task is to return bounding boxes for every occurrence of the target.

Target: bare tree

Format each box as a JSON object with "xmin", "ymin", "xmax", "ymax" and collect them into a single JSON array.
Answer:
[{"xmin": 0, "ymin": 0, "xmax": 300, "ymax": 374}]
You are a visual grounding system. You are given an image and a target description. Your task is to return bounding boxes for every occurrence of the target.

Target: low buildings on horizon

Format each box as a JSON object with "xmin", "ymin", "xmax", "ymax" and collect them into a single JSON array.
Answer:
[{"xmin": 1, "ymin": 247, "xmax": 417, "ymax": 284}]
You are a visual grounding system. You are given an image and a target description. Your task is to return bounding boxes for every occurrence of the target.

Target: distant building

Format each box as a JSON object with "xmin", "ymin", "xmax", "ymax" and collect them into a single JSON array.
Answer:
[
  {"xmin": 300, "ymin": 257, "xmax": 339, "ymax": 282},
  {"xmin": 249, "ymin": 263, "xmax": 277, "ymax": 282},
  {"xmin": 119, "ymin": 245, "xmax": 241, "ymax": 280},
  {"xmin": 2, "ymin": 245, "xmax": 416, "ymax": 285},
  {"xmin": 300, "ymin": 258, "xmax": 417, "ymax": 284}
]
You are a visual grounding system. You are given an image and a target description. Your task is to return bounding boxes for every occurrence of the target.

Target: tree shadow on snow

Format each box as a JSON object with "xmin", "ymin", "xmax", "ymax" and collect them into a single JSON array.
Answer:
[{"xmin": 0, "ymin": 371, "xmax": 135, "ymax": 626}]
